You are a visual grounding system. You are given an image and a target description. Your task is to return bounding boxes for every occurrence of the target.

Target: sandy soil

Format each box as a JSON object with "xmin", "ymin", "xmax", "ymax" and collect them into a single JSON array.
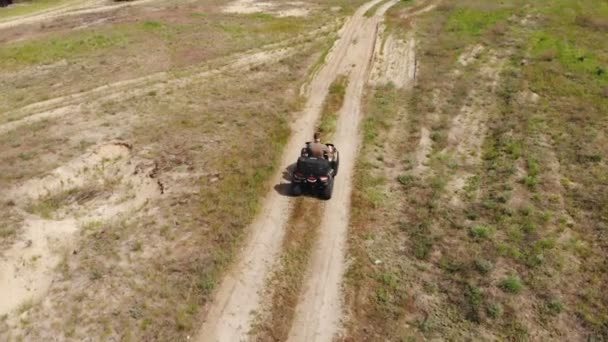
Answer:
[
  {"xmin": 0, "ymin": 19, "xmax": 336, "ymax": 331},
  {"xmin": 0, "ymin": 0, "xmax": 158, "ymax": 30},
  {"xmin": 0, "ymin": 143, "xmax": 161, "ymax": 317},
  {"xmin": 223, "ymin": 0, "xmax": 311, "ymax": 17},
  {"xmin": 0, "ymin": 40, "xmax": 325, "ymax": 135},
  {"xmin": 370, "ymin": 30, "xmax": 417, "ymax": 88},
  {"xmin": 287, "ymin": 3, "xmax": 437, "ymax": 341}
]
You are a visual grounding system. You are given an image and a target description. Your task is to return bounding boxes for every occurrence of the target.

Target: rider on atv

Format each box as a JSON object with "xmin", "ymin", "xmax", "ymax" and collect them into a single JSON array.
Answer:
[
  {"xmin": 307, "ymin": 132, "xmax": 329, "ymax": 158},
  {"xmin": 293, "ymin": 132, "xmax": 340, "ymax": 199},
  {"xmin": 303, "ymin": 132, "xmax": 336, "ymax": 161}
]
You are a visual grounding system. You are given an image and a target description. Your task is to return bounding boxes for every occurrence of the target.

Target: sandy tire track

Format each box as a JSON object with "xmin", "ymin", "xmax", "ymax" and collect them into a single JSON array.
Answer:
[
  {"xmin": 287, "ymin": 2, "xmax": 436, "ymax": 341},
  {"xmin": 195, "ymin": 1, "xmax": 388, "ymax": 341}
]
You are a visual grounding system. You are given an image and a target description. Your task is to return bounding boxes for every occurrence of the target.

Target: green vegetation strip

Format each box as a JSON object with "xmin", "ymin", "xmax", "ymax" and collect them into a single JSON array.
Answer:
[
  {"xmin": 0, "ymin": 0, "xmax": 71, "ymax": 20},
  {"xmin": 316, "ymin": 74, "xmax": 348, "ymax": 140}
]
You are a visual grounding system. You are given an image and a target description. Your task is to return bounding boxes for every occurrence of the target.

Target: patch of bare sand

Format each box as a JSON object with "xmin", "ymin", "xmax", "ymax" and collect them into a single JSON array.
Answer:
[
  {"xmin": 370, "ymin": 29, "xmax": 417, "ymax": 89},
  {"xmin": 458, "ymin": 44, "xmax": 484, "ymax": 67},
  {"xmin": 0, "ymin": 143, "xmax": 161, "ymax": 318},
  {"xmin": 411, "ymin": 44, "xmax": 490, "ymax": 180},
  {"xmin": 411, "ymin": 126, "xmax": 432, "ymax": 176},
  {"xmin": 223, "ymin": 0, "xmax": 311, "ymax": 17}
]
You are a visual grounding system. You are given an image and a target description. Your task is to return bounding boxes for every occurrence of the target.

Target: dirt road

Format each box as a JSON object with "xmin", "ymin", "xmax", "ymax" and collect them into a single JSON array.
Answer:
[
  {"xmin": 286, "ymin": 1, "xmax": 432, "ymax": 340},
  {"xmin": 196, "ymin": 0, "xmax": 387, "ymax": 340},
  {"xmin": 194, "ymin": 0, "xmax": 441, "ymax": 341}
]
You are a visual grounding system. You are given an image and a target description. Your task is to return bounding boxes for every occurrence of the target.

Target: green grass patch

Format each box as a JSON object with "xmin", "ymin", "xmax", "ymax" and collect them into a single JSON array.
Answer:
[
  {"xmin": 469, "ymin": 224, "xmax": 491, "ymax": 240},
  {"xmin": 445, "ymin": 6, "xmax": 512, "ymax": 39},
  {"xmin": 500, "ymin": 274, "xmax": 523, "ymax": 294},
  {"xmin": 529, "ymin": 30, "xmax": 607, "ymax": 87},
  {"xmin": 0, "ymin": 29, "xmax": 129, "ymax": 68},
  {"xmin": 0, "ymin": 0, "xmax": 70, "ymax": 20}
]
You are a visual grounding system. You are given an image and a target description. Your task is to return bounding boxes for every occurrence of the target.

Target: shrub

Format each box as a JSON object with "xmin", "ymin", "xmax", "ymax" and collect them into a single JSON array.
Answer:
[
  {"xmin": 469, "ymin": 225, "xmax": 491, "ymax": 240},
  {"xmin": 397, "ymin": 173, "xmax": 415, "ymax": 187},
  {"xmin": 474, "ymin": 258, "xmax": 493, "ymax": 274},
  {"xmin": 547, "ymin": 299, "xmax": 563, "ymax": 315},
  {"xmin": 487, "ymin": 302, "xmax": 503, "ymax": 318},
  {"xmin": 500, "ymin": 274, "xmax": 523, "ymax": 294}
]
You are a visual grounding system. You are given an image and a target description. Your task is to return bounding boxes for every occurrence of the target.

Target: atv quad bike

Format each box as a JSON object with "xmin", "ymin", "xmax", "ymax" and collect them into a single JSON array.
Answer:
[{"xmin": 291, "ymin": 143, "xmax": 339, "ymax": 200}]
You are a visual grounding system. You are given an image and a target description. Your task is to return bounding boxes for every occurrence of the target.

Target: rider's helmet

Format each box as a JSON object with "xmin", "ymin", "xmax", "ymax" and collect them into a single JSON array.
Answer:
[{"xmin": 314, "ymin": 132, "xmax": 321, "ymax": 143}]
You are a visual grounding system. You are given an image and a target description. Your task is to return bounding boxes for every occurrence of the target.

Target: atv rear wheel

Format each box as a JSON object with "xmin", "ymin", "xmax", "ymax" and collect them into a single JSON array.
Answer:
[
  {"xmin": 321, "ymin": 178, "xmax": 334, "ymax": 200},
  {"xmin": 292, "ymin": 183, "xmax": 302, "ymax": 196}
]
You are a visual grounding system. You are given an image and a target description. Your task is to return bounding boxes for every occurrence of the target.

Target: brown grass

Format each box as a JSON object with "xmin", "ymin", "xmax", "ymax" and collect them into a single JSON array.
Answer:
[
  {"xmin": 0, "ymin": 3, "xmax": 335, "ymax": 339},
  {"xmin": 575, "ymin": 15, "xmax": 608, "ymax": 32},
  {"xmin": 344, "ymin": 0, "xmax": 608, "ymax": 340}
]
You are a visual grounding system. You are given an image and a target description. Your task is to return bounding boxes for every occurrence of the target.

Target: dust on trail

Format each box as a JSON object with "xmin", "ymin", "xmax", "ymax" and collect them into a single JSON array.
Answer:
[
  {"xmin": 196, "ymin": 1, "xmax": 390, "ymax": 341},
  {"xmin": 0, "ymin": 143, "xmax": 160, "ymax": 317},
  {"xmin": 287, "ymin": 2, "xmax": 436, "ymax": 341}
]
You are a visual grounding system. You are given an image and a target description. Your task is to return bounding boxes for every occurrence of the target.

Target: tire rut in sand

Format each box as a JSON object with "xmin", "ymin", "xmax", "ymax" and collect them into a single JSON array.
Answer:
[{"xmin": 195, "ymin": 1, "xmax": 388, "ymax": 341}]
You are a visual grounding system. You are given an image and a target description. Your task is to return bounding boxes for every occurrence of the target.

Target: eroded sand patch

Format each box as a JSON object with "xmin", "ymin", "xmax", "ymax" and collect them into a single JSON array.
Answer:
[
  {"xmin": 223, "ymin": 0, "xmax": 311, "ymax": 17},
  {"xmin": 370, "ymin": 29, "xmax": 417, "ymax": 88},
  {"xmin": 0, "ymin": 143, "xmax": 161, "ymax": 317}
]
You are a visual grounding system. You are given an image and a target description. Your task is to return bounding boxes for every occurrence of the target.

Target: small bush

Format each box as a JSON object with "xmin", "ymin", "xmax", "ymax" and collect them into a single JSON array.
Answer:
[
  {"xmin": 397, "ymin": 173, "xmax": 415, "ymax": 187},
  {"xmin": 376, "ymin": 287, "xmax": 389, "ymax": 304},
  {"xmin": 474, "ymin": 258, "xmax": 493, "ymax": 274},
  {"xmin": 500, "ymin": 274, "xmax": 523, "ymax": 294},
  {"xmin": 521, "ymin": 175, "xmax": 538, "ymax": 189},
  {"xmin": 547, "ymin": 299, "xmax": 563, "ymax": 315},
  {"xmin": 487, "ymin": 302, "xmax": 503, "ymax": 318},
  {"xmin": 469, "ymin": 225, "xmax": 491, "ymax": 239}
]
